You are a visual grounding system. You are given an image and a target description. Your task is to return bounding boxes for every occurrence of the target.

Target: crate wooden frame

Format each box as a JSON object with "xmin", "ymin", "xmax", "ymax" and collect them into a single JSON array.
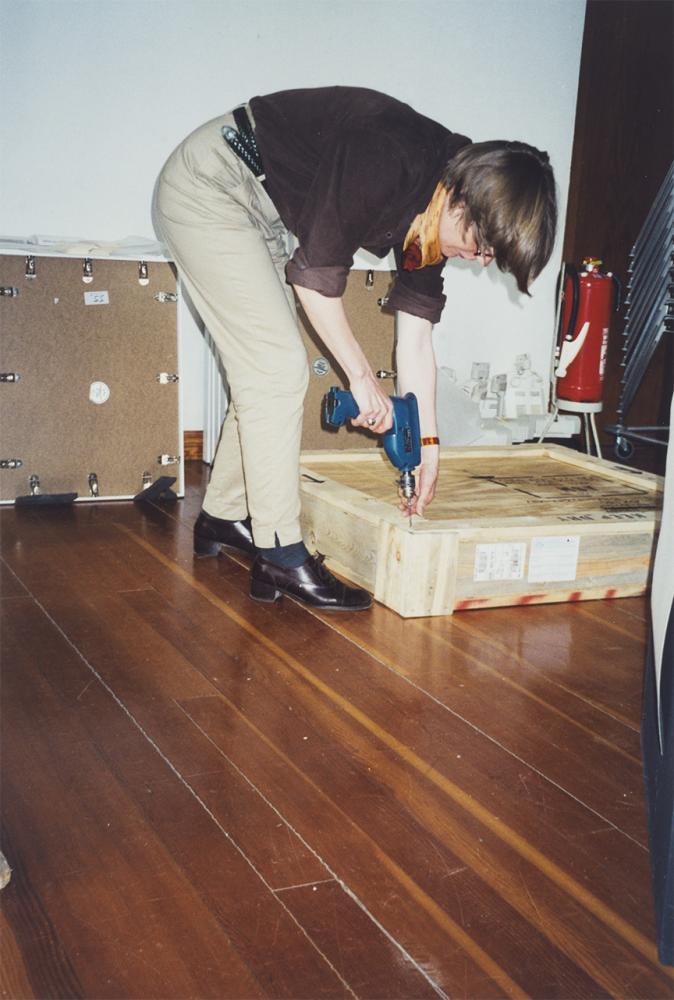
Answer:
[{"xmin": 299, "ymin": 444, "xmax": 664, "ymax": 617}]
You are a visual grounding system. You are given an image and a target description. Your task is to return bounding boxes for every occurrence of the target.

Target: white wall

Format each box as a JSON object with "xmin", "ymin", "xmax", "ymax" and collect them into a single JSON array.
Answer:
[{"xmin": 0, "ymin": 0, "xmax": 585, "ymax": 429}]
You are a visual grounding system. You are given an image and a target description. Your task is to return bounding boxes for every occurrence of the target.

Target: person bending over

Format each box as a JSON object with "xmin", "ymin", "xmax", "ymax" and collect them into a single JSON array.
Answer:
[{"xmin": 153, "ymin": 86, "xmax": 556, "ymax": 612}]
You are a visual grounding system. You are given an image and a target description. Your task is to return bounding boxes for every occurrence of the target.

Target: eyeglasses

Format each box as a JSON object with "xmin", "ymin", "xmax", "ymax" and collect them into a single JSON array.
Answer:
[
  {"xmin": 469, "ymin": 228, "xmax": 494, "ymax": 262},
  {"xmin": 475, "ymin": 247, "xmax": 494, "ymax": 267}
]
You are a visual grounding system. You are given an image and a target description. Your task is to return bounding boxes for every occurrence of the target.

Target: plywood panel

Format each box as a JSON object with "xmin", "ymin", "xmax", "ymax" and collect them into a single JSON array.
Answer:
[{"xmin": 0, "ymin": 254, "xmax": 180, "ymax": 501}]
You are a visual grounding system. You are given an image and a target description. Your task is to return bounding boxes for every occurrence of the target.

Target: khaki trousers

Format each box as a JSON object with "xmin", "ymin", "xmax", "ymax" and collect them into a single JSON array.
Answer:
[{"xmin": 153, "ymin": 108, "xmax": 309, "ymax": 548}]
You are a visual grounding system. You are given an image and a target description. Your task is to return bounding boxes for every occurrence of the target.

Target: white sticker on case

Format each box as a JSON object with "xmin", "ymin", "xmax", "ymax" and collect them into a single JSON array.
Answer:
[
  {"xmin": 84, "ymin": 290, "xmax": 109, "ymax": 305},
  {"xmin": 528, "ymin": 535, "xmax": 580, "ymax": 582},
  {"xmin": 474, "ymin": 542, "xmax": 526, "ymax": 582},
  {"xmin": 89, "ymin": 381, "xmax": 110, "ymax": 405}
]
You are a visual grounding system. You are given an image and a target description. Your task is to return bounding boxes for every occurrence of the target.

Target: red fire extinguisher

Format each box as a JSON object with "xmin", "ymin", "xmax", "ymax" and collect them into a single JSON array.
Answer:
[{"xmin": 555, "ymin": 259, "xmax": 621, "ymax": 404}]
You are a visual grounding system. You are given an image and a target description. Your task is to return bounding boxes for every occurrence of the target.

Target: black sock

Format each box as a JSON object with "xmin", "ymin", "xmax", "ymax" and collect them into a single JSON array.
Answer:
[{"xmin": 258, "ymin": 540, "xmax": 310, "ymax": 568}]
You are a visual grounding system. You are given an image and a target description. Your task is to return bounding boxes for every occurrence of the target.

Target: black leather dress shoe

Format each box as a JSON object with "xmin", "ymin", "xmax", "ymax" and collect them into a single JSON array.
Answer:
[
  {"xmin": 250, "ymin": 553, "xmax": 372, "ymax": 611},
  {"xmin": 193, "ymin": 510, "xmax": 256, "ymax": 557}
]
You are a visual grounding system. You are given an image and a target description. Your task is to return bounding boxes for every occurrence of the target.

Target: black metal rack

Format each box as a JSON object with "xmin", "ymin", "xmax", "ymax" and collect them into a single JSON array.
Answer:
[{"xmin": 606, "ymin": 161, "xmax": 673, "ymax": 459}]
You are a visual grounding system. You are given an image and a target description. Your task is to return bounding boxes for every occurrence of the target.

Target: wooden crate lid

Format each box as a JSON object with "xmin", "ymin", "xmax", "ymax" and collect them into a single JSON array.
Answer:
[{"xmin": 301, "ymin": 444, "xmax": 664, "ymax": 531}]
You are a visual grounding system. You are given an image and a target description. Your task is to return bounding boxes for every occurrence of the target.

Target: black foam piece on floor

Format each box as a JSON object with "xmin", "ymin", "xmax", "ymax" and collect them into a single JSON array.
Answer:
[
  {"xmin": 133, "ymin": 476, "xmax": 178, "ymax": 503},
  {"xmin": 15, "ymin": 492, "xmax": 78, "ymax": 507}
]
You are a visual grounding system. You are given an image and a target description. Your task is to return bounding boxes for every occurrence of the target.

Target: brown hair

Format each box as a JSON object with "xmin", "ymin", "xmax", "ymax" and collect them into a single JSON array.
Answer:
[{"xmin": 443, "ymin": 141, "xmax": 557, "ymax": 294}]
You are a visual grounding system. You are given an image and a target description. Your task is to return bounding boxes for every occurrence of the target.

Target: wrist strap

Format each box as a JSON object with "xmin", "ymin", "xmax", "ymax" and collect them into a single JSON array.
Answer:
[{"xmin": 421, "ymin": 436, "xmax": 440, "ymax": 447}]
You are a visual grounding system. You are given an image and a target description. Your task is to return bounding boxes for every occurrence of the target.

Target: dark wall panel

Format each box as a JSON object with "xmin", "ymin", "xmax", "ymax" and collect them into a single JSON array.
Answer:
[{"xmin": 563, "ymin": 0, "xmax": 673, "ymax": 470}]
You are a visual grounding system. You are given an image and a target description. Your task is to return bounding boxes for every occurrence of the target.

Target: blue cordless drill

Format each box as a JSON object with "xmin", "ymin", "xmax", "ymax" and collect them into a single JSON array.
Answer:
[{"xmin": 322, "ymin": 387, "xmax": 422, "ymax": 504}]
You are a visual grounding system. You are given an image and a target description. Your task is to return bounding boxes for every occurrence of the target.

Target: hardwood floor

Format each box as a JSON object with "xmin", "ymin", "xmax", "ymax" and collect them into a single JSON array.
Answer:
[{"xmin": 1, "ymin": 464, "xmax": 671, "ymax": 999}]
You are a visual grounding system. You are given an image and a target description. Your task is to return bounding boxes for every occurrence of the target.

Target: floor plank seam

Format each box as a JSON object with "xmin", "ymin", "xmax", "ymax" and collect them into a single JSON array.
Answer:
[
  {"xmin": 173, "ymin": 701, "xmax": 451, "ymax": 1000},
  {"xmin": 314, "ymin": 613, "xmax": 648, "ymax": 852},
  {"xmin": 274, "ymin": 877, "xmax": 336, "ymax": 893}
]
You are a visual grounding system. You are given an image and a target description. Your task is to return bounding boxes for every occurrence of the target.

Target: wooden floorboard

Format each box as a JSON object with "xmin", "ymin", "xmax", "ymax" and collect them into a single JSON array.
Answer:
[{"xmin": 1, "ymin": 467, "xmax": 672, "ymax": 999}]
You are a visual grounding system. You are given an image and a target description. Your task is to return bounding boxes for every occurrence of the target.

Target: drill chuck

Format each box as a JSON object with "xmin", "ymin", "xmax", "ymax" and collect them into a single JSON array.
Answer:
[{"xmin": 399, "ymin": 469, "xmax": 416, "ymax": 500}]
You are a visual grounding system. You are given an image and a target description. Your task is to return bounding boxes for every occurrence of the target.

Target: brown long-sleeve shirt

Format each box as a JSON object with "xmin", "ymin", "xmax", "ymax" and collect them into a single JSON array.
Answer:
[{"xmin": 250, "ymin": 87, "xmax": 471, "ymax": 324}]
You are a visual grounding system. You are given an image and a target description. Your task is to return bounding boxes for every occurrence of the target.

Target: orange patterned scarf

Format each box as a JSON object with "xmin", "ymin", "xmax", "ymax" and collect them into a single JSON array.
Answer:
[{"xmin": 402, "ymin": 182, "xmax": 448, "ymax": 271}]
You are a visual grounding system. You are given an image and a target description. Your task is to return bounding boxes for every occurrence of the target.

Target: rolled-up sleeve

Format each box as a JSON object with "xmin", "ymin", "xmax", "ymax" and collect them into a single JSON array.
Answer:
[
  {"xmin": 386, "ymin": 278, "xmax": 446, "ymax": 324},
  {"xmin": 386, "ymin": 246, "xmax": 446, "ymax": 324},
  {"xmin": 285, "ymin": 249, "xmax": 350, "ymax": 297}
]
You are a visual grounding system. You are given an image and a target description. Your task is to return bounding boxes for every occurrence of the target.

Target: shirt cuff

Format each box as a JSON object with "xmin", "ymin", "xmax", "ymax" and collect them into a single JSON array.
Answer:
[
  {"xmin": 286, "ymin": 251, "xmax": 350, "ymax": 298},
  {"xmin": 386, "ymin": 280, "xmax": 446, "ymax": 324}
]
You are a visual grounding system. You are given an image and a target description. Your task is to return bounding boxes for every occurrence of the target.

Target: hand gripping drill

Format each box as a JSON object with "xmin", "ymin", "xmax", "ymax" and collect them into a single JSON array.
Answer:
[{"xmin": 322, "ymin": 387, "xmax": 422, "ymax": 505}]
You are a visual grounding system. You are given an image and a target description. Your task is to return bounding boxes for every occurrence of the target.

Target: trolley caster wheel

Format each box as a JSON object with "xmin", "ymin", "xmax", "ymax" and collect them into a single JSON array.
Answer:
[{"xmin": 615, "ymin": 437, "xmax": 634, "ymax": 460}]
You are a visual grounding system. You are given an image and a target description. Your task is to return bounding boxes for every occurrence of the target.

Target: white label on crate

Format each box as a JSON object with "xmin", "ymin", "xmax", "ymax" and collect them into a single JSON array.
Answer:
[
  {"xmin": 474, "ymin": 542, "xmax": 526, "ymax": 582},
  {"xmin": 528, "ymin": 535, "xmax": 580, "ymax": 582},
  {"xmin": 89, "ymin": 381, "xmax": 110, "ymax": 405},
  {"xmin": 84, "ymin": 290, "xmax": 109, "ymax": 305}
]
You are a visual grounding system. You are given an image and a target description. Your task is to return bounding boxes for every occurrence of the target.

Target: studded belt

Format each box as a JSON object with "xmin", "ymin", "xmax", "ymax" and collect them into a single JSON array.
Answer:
[{"xmin": 221, "ymin": 106, "xmax": 266, "ymax": 187}]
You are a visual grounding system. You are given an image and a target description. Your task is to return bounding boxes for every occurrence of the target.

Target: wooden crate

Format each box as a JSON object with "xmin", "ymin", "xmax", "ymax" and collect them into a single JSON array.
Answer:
[{"xmin": 299, "ymin": 444, "xmax": 664, "ymax": 617}]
